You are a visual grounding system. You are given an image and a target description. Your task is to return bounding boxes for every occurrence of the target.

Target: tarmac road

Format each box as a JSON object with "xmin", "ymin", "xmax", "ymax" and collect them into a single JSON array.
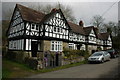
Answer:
[{"xmin": 28, "ymin": 57, "xmax": 119, "ymax": 78}]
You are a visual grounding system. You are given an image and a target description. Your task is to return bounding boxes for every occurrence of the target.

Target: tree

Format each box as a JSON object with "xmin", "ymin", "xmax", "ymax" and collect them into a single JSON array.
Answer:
[
  {"xmin": 91, "ymin": 15, "xmax": 105, "ymax": 28},
  {"xmin": 55, "ymin": 3, "xmax": 76, "ymax": 23},
  {"xmin": 3, "ymin": 3, "xmax": 76, "ymax": 23},
  {"xmin": 104, "ymin": 21, "xmax": 118, "ymax": 36},
  {"xmin": 28, "ymin": 3, "xmax": 77, "ymax": 23},
  {"xmin": 118, "ymin": 21, "xmax": 120, "ymax": 37}
]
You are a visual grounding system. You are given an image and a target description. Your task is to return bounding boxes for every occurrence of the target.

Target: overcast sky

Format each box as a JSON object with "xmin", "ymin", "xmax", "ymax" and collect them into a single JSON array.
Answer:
[{"xmin": 1, "ymin": 0, "xmax": 119, "ymax": 26}]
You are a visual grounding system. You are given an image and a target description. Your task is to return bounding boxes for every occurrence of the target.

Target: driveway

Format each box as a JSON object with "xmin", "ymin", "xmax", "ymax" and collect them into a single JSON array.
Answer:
[{"xmin": 28, "ymin": 57, "xmax": 119, "ymax": 78}]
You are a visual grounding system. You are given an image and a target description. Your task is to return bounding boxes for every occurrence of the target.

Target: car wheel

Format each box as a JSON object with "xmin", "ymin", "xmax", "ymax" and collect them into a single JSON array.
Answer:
[
  {"xmin": 108, "ymin": 57, "xmax": 110, "ymax": 61},
  {"xmin": 101, "ymin": 58, "xmax": 104, "ymax": 63},
  {"xmin": 88, "ymin": 61, "xmax": 91, "ymax": 64},
  {"xmin": 114, "ymin": 55, "xmax": 117, "ymax": 58}
]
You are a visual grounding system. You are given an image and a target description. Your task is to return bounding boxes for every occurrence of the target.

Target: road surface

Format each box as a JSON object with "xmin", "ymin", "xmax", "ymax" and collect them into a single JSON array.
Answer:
[{"xmin": 28, "ymin": 57, "xmax": 119, "ymax": 78}]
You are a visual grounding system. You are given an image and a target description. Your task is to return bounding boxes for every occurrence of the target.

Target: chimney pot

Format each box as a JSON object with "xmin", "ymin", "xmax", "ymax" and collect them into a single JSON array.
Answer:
[{"xmin": 79, "ymin": 20, "xmax": 84, "ymax": 27}]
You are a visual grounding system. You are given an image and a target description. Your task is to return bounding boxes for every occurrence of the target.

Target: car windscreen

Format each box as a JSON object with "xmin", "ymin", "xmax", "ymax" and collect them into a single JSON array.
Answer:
[
  {"xmin": 92, "ymin": 52, "xmax": 103, "ymax": 56},
  {"xmin": 106, "ymin": 49, "xmax": 114, "ymax": 52}
]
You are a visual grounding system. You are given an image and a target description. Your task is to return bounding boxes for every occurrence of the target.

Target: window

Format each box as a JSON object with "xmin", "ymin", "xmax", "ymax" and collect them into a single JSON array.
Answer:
[
  {"xmin": 36, "ymin": 25, "xmax": 39, "ymax": 30},
  {"xmin": 52, "ymin": 44, "xmax": 54, "ymax": 50},
  {"xmin": 58, "ymin": 27, "xmax": 60, "ymax": 32},
  {"xmin": 90, "ymin": 36, "xmax": 93, "ymax": 40},
  {"xmin": 60, "ymin": 28, "xmax": 62, "ymax": 33},
  {"xmin": 32, "ymin": 25, "xmax": 34, "ymax": 29},
  {"xmin": 14, "ymin": 41, "xmax": 16, "ymax": 49},
  {"xmin": 54, "ymin": 27, "xmax": 56, "ymax": 32},
  {"xmin": 51, "ymin": 41, "xmax": 62, "ymax": 51},
  {"xmin": 69, "ymin": 43, "xmax": 74, "ymax": 49},
  {"xmin": 32, "ymin": 24, "xmax": 35, "ymax": 29}
]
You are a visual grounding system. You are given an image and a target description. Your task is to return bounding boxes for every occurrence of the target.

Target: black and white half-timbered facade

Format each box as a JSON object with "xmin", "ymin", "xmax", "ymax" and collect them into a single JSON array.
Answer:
[
  {"xmin": 8, "ymin": 6, "xmax": 24, "ymax": 50},
  {"xmin": 7, "ymin": 4, "xmax": 112, "ymax": 67},
  {"xmin": 83, "ymin": 26, "xmax": 98, "ymax": 53}
]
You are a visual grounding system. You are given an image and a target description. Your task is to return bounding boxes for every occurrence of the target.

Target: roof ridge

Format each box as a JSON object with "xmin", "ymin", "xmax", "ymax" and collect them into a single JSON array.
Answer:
[
  {"xmin": 15, "ymin": 4, "xmax": 46, "ymax": 23},
  {"xmin": 16, "ymin": 4, "xmax": 45, "ymax": 15}
]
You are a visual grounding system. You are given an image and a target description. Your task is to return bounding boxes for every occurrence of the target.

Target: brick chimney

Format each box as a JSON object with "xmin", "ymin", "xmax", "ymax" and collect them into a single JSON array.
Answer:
[{"xmin": 79, "ymin": 20, "xmax": 84, "ymax": 27}]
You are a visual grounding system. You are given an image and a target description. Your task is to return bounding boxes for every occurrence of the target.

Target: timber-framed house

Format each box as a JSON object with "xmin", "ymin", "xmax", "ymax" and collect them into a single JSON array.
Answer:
[{"xmin": 7, "ymin": 4, "xmax": 112, "ymax": 67}]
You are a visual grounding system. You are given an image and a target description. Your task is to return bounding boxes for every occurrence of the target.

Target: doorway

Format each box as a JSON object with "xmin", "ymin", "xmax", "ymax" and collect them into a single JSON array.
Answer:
[
  {"xmin": 31, "ymin": 41, "xmax": 38, "ymax": 57},
  {"xmin": 56, "ymin": 54, "xmax": 59, "ymax": 66}
]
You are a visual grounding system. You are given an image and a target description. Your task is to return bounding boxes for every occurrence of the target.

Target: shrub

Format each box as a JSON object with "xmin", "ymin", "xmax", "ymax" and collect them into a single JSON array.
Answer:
[
  {"xmin": 83, "ymin": 51, "xmax": 90, "ymax": 60},
  {"xmin": 25, "ymin": 57, "xmax": 38, "ymax": 69},
  {"xmin": 5, "ymin": 51, "xmax": 17, "ymax": 61},
  {"xmin": 5, "ymin": 50, "xmax": 28, "ymax": 63},
  {"xmin": 63, "ymin": 48, "xmax": 88, "ymax": 59},
  {"xmin": 15, "ymin": 51, "xmax": 26, "ymax": 63}
]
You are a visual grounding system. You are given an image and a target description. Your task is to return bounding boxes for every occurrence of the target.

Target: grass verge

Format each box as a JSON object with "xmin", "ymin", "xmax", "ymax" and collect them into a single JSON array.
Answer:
[
  {"xmin": 2, "ymin": 59, "xmax": 38, "ymax": 78},
  {"xmin": 2, "ymin": 59, "xmax": 87, "ymax": 78},
  {"xmin": 37, "ymin": 60, "xmax": 87, "ymax": 73}
]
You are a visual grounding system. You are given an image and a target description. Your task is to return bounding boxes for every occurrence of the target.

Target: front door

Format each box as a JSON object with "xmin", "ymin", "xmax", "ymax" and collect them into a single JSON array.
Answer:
[{"xmin": 31, "ymin": 41, "xmax": 38, "ymax": 57}]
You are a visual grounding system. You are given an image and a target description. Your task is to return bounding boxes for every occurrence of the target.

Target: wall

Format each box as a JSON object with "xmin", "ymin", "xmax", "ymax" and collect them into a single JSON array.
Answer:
[
  {"xmin": 63, "ymin": 42, "xmax": 69, "ymax": 49},
  {"xmin": 88, "ymin": 45, "xmax": 97, "ymax": 54},
  {"xmin": 43, "ymin": 40, "xmax": 51, "ymax": 51}
]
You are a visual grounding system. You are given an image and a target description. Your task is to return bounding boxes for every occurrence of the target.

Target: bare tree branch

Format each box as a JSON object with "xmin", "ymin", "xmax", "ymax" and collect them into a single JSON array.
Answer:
[{"xmin": 91, "ymin": 15, "xmax": 105, "ymax": 28}]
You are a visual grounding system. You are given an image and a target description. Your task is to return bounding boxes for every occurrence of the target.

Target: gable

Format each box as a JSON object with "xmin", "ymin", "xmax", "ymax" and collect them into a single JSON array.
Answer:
[
  {"xmin": 43, "ymin": 11, "xmax": 70, "ymax": 40},
  {"xmin": 108, "ymin": 35, "xmax": 111, "ymax": 41},
  {"xmin": 7, "ymin": 7, "xmax": 24, "ymax": 38},
  {"xmin": 89, "ymin": 29, "xmax": 96, "ymax": 37},
  {"xmin": 83, "ymin": 27, "xmax": 93, "ymax": 35},
  {"xmin": 44, "ymin": 11, "xmax": 70, "ymax": 30}
]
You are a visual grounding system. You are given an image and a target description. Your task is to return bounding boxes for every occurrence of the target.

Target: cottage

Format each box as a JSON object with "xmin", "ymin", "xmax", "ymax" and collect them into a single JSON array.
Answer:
[{"xmin": 7, "ymin": 4, "xmax": 112, "ymax": 68}]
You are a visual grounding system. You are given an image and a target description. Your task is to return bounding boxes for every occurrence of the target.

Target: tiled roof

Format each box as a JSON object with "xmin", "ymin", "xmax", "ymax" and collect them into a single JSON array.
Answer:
[
  {"xmin": 16, "ymin": 4, "xmax": 66, "ymax": 24},
  {"xmin": 16, "ymin": 4, "xmax": 110, "ymax": 40},
  {"xmin": 97, "ymin": 32, "xmax": 110, "ymax": 40},
  {"xmin": 68, "ymin": 22, "xmax": 85, "ymax": 35},
  {"xmin": 17, "ymin": 4, "xmax": 46, "ymax": 23},
  {"xmin": 94, "ymin": 27, "xmax": 99, "ymax": 34},
  {"xmin": 83, "ymin": 26, "xmax": 94, "ymax": 35}
]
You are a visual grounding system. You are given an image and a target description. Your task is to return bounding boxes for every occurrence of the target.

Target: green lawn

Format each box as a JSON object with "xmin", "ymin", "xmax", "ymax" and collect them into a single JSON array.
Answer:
[
  {"xmin": 2, "ymin": 59, "xmax": 38, "ymax": 78},
  {"xmin": 2, "ymin": 59, "xmax": 87, "ymax": 78}
]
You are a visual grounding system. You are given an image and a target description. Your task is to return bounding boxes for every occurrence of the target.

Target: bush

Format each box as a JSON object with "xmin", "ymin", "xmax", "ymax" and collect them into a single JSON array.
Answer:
[
  {"xmin": 83, "ymin": 51, "xmax": 90, "ymax": 60},
  {"xmin": 5, "ymin": 51, "xmax": 28, "ymax": 63},
  {"xmin": 5, "ymin": 51, "xmax": 16, "ymax": 61},
  {"xmin": 63, "ymin": 48, "xmax": 89, "ymax": 59},
  {"xmin": 15, "ymin": 51, "xmax": 26, "ymax": 63},
  {"xmin": 25, "ymin": 57, "xmax": 38, "ymax": 69}
]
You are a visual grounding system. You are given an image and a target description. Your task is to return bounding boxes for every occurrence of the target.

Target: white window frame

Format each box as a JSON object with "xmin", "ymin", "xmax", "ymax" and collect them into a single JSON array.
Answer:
[
  {"xmin": 69, "ymin": 43, "xmax": 74, "ymax": 49},
  {"xmin": 51, "ymin": 41, "xmax": 63, "ymax": 52}
]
